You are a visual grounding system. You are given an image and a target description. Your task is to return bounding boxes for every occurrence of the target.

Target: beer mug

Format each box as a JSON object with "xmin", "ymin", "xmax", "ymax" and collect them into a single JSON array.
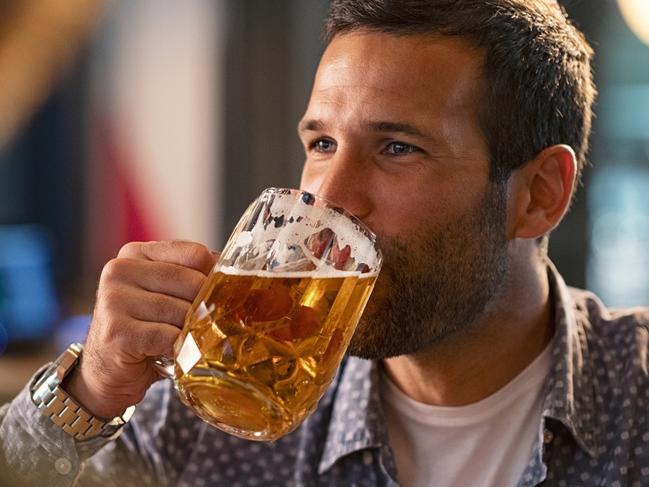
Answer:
[{"xmin": 156, "ymin": 188, "xmax": 382, "ymax": 441}]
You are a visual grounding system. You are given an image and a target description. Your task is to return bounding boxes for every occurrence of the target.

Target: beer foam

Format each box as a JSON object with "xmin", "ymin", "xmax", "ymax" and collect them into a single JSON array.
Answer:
[
  {"xmin": 266, "ymin": 192, "xmax": 377, "ymax": 258},
  {"xmin": 221, "ymin": 190, "xmax": 381, "ymax": 276},
  {"xmin": 215, "ymin": 264, "xmax": 378, "ymax": 280}
]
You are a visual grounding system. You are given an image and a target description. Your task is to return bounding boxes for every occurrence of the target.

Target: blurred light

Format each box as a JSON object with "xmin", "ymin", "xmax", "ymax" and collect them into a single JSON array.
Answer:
[
  {"xmin": 54, "ymin": 315, "xmax": 91, "ymax": 354},
  {"xmin": 618, "ymin": 0, "xmax": 649, "ymax": 46},
  {"xmin": 0, "ymin": 0, "xmax": 106, "ymax": 150},
  {"xmin": 599, "ymin": 85, "xmax": 649, "ymax": 140},
  {"xmin": 587, "ymin": 165, "xmax": 649, "ymax": 307},
  {"xmin": 0, "ymin": 323, "xmax": 7, "ymax": 356},
  {"xmin": 0, "ymin": 225, "xmax": 59, "ymax": 343}
]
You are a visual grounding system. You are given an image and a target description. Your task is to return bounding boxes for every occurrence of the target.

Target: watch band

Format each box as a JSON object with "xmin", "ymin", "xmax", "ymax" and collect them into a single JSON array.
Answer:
[{"xmin": 30, "ymin": 343, "xmax": 135, "ymax": 441}]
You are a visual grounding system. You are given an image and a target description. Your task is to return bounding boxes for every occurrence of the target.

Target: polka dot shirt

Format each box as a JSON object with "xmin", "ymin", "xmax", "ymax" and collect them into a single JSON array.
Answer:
[{"xmin": 2, "ymin": 263, "xmax": 649, "ymax": 486}]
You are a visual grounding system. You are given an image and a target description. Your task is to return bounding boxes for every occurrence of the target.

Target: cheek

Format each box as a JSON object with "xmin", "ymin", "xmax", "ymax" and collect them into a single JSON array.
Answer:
[
  {"xmin": 368, "ymin": 181, "xmax": 441, "ymax": 239},
  {"xmin": 372, "ymin": 179, "xmax": 486, "ymax": 242}
]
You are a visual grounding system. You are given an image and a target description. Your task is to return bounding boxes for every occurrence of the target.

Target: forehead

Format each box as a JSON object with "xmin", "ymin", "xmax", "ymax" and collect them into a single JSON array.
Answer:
[{"xmin": 310, "ymin": 31, "xmax": 485, "ymax": 120}]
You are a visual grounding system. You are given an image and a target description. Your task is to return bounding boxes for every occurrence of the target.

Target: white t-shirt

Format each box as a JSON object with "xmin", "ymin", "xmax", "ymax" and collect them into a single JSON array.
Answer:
[{"xmin": 380, "ymin": 343, "xmax": 552, "ymax": 487}]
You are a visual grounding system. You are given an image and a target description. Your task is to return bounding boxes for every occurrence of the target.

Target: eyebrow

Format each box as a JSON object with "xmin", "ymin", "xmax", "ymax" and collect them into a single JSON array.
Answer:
[
  {"xmin": 298, "ymin": 119, "xmax": 324, "ymax": 133},
  {"xmin": 297, "ymin": 119, "xmax": 434, "ymax": 142},
  {"xmin": 367, "ymin": 121, "xmax": 430, "ymax": 139}
]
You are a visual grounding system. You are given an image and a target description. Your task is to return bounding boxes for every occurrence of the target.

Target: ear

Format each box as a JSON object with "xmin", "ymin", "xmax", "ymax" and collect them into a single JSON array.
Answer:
[{"xmin": 507, "ymin": 145, "xmax": 577, "ymax": 240}]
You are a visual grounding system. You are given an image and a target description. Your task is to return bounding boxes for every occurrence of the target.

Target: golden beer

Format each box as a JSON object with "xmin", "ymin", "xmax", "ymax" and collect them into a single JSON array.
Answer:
[{"xmin": 173, "ymin": 266, "xmax": 377, "ymax": 441}]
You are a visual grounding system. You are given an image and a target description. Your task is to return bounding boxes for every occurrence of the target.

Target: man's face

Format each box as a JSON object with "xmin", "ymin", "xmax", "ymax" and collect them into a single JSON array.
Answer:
[{"xmin": 299, "ymin": 31, "xmax": 510, "ymax": 359}]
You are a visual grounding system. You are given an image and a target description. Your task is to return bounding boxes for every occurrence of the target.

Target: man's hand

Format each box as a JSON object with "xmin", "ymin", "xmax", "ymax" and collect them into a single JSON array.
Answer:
[{"xmin": 63, "ymin": 241, "xmax": 217, "ymax": 419}]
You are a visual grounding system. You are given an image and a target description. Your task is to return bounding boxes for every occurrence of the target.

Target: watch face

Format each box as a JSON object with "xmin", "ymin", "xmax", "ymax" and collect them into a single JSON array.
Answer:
[
  {"xmin": 30, "ymin": 345, "xmax": 80, "ymax": 403},
  {"xmin": 31, "ymin": 363, "xmax": 57, "ymax": 395}
]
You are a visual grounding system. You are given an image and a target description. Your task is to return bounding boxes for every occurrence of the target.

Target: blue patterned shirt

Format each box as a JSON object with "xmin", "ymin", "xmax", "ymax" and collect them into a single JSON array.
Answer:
[{"xmin": 2, "ymin": 264, "xmax": 649, "ymax": 486}]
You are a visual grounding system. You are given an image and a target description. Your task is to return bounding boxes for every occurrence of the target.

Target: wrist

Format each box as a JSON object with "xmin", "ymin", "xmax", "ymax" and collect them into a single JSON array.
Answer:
[
  {"xmin": 30, "ymin": 343, "xmax": 135, "ymax": 440},
  {"xmin": 62, "ymin": 366, "xmax": 122, "ymax": 420}
]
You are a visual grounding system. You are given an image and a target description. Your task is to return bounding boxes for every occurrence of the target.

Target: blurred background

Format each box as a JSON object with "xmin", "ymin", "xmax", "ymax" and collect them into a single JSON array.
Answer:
[{"xmin": 0, "ymin": 0, "xmax": 648, "ymax": 400}]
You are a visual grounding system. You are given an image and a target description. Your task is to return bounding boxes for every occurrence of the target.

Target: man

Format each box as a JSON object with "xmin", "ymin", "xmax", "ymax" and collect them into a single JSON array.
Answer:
[{"xmin": 2, "ymin": 1, "xmax": 648, "ymax": 486}]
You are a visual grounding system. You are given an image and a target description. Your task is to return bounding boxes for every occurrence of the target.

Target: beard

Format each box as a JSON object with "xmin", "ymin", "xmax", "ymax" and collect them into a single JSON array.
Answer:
[{"xmin": 348, "ymin": 180, "xmax": 510, "ymax": 359}]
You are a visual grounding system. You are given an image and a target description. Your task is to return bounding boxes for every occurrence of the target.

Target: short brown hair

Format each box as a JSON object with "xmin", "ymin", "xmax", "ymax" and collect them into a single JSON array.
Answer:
[{"xmin": 324, "ymin": 0, "xmax": 596, "ymax": 184}]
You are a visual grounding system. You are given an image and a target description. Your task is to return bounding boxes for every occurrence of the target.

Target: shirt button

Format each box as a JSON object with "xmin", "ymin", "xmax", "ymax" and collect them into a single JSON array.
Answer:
[
  {"xmin": 543, "ymin": 429, "xmax": 554, "ymax": 445},
  {"xmin": 362, "ymin": 451, "xmax": 373, "ymax": 465},
  {"xmin": 55, "ymin": 457, "xmax": 72, "ymax": 475}
]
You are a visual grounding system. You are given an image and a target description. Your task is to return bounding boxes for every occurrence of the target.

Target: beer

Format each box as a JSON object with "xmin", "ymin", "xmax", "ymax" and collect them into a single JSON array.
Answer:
[{"xmin": 173, "ymin": 266, "xmax": 377, "ymax": 441}]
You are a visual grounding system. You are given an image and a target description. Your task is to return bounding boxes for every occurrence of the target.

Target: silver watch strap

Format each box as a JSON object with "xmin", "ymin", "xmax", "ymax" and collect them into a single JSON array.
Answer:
[
  {"xmin": 30, "ymin": 343, "xmax": 135, "ymax": 441},
  {"xmin": 36, "ymin": 384, "xmax": 108, "ymax": 440}
]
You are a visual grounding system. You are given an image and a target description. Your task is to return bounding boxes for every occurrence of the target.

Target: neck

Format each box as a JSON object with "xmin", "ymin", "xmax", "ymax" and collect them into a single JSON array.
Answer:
[{"xmin": 382, "ymin": 247, "xmax": 554, "ymax": 406}]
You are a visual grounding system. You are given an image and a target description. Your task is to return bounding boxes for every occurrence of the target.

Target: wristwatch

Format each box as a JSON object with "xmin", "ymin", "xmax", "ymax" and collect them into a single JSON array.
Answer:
[{"xmin": 30, "ymin": 343, "xmax": 135, "ymax": 441}]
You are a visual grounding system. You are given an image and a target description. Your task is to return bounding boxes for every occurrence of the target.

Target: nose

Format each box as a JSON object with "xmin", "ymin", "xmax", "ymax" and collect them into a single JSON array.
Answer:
[{"xmin": 305, "ymin": 151, "xmax": 372, "ymax": 221}]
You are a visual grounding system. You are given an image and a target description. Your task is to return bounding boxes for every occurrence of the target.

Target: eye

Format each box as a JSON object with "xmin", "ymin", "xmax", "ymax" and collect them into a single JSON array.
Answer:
[
  {"xmin": 309, "ymin": 138, "xmax": 337, "ymax": 154},
  {"xmin": 384, "ymin": 141, "xmax": 419, "ymax": 155}
]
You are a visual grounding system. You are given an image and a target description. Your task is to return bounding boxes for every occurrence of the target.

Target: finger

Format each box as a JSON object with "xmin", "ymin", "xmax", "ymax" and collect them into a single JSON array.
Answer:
[
  {"xmin": 137, "ymin": 261, "xmax": 208, "ymax": 301},
  {"xmin": 102, "ymin": 258, "xmax": 207, "ymax": 302},
  {"xmin": 101, "ymin": 286, "xmax": 191, "ymax": 328},
  {"xmin": 118, "ymin": 240, "xmax": 218, "ymax": 275},
  {"xmin": 116, "ymin": 320, "xmax": 182, "ymax": 360}
]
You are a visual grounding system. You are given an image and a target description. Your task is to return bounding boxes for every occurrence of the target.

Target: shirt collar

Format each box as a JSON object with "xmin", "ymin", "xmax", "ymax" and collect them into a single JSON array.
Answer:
[
  {"xmin": 319, "ymin": 261, "xmax": 601, "ymax": 474},
  {"xmin": 318, "ymin": 356, "xmax": 389, "ymax": 474},
  {"xmin": 541, "ymin": 261, "xmax": 600, "ymax": 457}
]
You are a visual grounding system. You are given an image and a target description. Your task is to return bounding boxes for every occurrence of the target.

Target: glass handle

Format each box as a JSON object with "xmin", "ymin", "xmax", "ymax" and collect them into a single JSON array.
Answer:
[{"xmin": 154, "ymin": 357, "xmax": 175, "ymax": 380}]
